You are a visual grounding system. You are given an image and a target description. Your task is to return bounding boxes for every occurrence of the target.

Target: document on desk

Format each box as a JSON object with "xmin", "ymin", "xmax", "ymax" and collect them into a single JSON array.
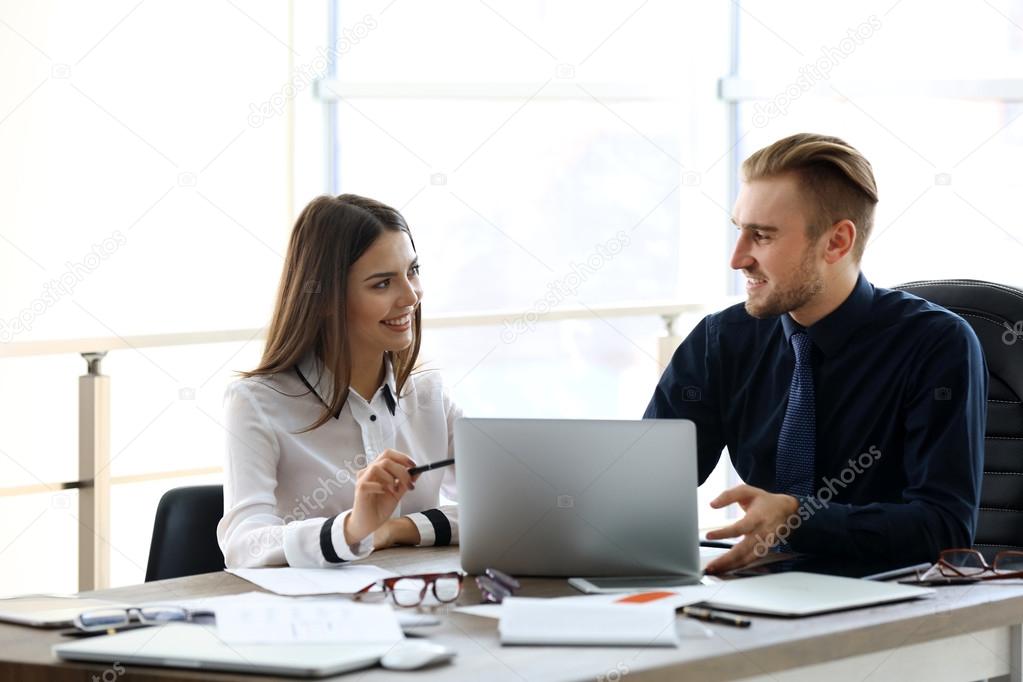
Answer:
[
  {"xmin": 455, "ymin": 584, "xmax": 717, "ymax": 620},
  {"xmin": 227, "ymin": 565, "xmax": 396, "ymax": 596},
  {"xmin": 215, "ymin": 599, "xmax": 404, "ymax": 644},
  {"xmin": 498, "ymin": 597, "xmax": 679, "ymax": 647}
]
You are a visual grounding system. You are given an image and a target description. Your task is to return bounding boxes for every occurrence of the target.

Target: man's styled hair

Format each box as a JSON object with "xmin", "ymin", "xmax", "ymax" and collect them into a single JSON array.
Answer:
[{"xmin": 742, "ymin": 133, "xmax": 879, "ymax": 262}]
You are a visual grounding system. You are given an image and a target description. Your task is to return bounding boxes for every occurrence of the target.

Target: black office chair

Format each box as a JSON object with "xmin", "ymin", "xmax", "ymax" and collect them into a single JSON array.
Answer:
[
  {"xmin": 895, "ymin": 279, "xmax": 1023, "ymax": 561},
  {"xmin": 145, "ymin": 485, "xmax": 226, "ymax": 581}
]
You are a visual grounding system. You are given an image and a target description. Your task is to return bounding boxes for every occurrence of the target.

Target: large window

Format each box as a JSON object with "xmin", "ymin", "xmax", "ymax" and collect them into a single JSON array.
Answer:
[
  {"xmin": 0, "ymin": 1, "xmax": 319, "ymax": 593},
  {"xmin": 325, "ymin": 0, "xmax": 737, "ymax": 531},
  {"xmin": 3, "ymin": 1, "xmax": 1020, "ymax": 595},
  {"xmin": 727, "ymin": 0, "xmax": 1023, "ymax": 291}
]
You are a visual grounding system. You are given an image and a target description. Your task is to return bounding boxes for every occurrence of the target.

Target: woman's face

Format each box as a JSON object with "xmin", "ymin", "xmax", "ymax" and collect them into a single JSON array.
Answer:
[{"xmin": 346, "ymin": 229, "xmax": 422, "ymax": 357}]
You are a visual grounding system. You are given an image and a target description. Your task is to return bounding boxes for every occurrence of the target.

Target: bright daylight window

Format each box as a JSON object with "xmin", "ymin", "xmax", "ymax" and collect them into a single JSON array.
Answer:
[{"xmin": 2, "ymin": 1, "xmax": 1019, "ymax": 595}]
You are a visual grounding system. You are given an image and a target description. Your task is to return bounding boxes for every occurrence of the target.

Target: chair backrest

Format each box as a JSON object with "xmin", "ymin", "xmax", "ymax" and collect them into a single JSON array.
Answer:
[
  {"xmin": 895, "ymin": 279, "xmax": 1023, "ymax": 560},
  {"xmin": 145, "ymin": 485, "xmax": 225, "ymax": 581}
]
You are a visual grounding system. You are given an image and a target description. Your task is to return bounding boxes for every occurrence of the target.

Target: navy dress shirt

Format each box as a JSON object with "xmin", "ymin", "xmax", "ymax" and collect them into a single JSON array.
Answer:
[{"xmin": 644, "ymin": 272, "xmax": 988, "ymax": 564}]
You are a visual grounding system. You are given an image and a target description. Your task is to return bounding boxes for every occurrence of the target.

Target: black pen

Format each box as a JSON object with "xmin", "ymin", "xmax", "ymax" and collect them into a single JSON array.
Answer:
[
  {"xmin": 682, "ymin": 606, "xmax": 752, "ymax": 628},
  {"xmin": 407, "ymin": 458, "xmax": 455, "ymax": 476}
]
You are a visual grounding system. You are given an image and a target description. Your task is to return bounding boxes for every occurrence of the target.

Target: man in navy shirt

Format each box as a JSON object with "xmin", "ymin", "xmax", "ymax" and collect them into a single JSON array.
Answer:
[{"xmin": 645, "ymin": 133, "xmax": 987, "ymax": 574}]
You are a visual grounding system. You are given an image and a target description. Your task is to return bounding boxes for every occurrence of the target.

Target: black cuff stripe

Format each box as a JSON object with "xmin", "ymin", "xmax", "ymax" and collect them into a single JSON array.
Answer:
[
  {"xmin": 320, "ymin": 515, "xmax": 345, "ymax": 564},
  {"xmin": 421, "ymin": 509, "xmax": 452, "ymax": 547}
]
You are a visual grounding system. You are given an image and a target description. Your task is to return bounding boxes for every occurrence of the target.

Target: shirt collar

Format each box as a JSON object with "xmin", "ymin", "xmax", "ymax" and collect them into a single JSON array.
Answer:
[
  {"xmin": 296, "ymin": 352, "xmax": 399, "ymax": 417},
  {"xmin": 780, "ymin": 271, "xmax": 874, "ymax": 357}
]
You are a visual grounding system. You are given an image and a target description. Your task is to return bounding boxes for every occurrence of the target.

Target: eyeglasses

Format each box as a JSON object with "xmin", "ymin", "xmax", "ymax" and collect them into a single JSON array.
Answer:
[
  {"xmin": 74, "ymin": 605, "xmax": 211, "ymax": 633},
  {"xmin": 354, "ymin": 572, "xmax": 464, "ymax": 608},
  {"xmin": 476, "ymin": 567, "xmax": 520, "ymax": 604},
  {"xmin": 930, "ymin": 549, "xmax": 1023, "ymax": 581}
]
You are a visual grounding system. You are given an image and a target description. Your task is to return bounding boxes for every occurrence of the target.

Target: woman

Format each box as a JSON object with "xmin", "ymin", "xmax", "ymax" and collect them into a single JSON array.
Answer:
[{"xmin": 217, "ymin": 194, "xmax": 460, "ymax": 568}]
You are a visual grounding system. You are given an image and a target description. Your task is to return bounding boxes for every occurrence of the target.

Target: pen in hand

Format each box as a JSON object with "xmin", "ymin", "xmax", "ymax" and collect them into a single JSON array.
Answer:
[{"xmin": 407, "ymin": 458, "xmax": 455, "ymax": 476}]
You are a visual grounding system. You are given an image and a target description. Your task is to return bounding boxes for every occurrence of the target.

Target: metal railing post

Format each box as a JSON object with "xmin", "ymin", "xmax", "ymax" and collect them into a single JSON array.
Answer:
[
  {"xmin": 78, "ymin": 351, "xmax": 110, "ymax": 591},
  {"xmin": 658, "ymin": 313, "xmax": 682, "ymax": 371}
]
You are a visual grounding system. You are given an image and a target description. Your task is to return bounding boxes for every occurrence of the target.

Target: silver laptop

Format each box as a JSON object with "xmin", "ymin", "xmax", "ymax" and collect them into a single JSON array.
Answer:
[
  {"xmin": 455, "ymin": 418, "xmax": 700, "ymax": 580},
  {"xmin": 54, "ymin": 623, "xmax": 389, "ymax": 678},
  {"xmin": 701, "ymin": 571, "xmax": 935, "ymax": 616}
]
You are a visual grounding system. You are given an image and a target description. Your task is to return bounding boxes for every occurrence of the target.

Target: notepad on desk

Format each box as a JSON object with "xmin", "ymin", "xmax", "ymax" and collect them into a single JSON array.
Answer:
[{"xmin": 497, "ymin": 597, "xmax": 680, "ymax": 647}]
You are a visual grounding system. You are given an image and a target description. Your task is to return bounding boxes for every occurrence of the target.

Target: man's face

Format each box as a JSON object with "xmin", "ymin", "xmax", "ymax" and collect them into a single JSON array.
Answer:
[{"xmin": 730, "ymin": 173, "xmax": 825, "ymax": 319}]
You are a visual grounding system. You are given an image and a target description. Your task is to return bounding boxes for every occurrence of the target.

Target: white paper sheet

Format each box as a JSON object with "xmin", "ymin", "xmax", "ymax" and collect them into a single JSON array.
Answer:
[
  {"xmin": 144, "ymin": 591, "xmax": 435, "ymax": 631},
  {"xmin": 453, "ymin": 584, "xmax": 717, "ymax": 620},
  {"xmin": 226, "ymin": 565, "xmax": 396, "ymax": 596},
  {"xmin": 452, "ymin": 603, "xmax": 504, "ymax": 619},
  {"xmin": 142, "ymin": 590, "xmax": 290, "ymax": 613},
  {"xmin": 215, "ymin": 599, "xmax": 405, "ymax": 644}
]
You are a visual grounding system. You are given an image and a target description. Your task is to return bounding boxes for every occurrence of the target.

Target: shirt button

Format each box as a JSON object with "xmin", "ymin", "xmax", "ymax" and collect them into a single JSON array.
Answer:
[{"xmin": 370, "ymin": 414, "xmax": 376, "ymax": 422}]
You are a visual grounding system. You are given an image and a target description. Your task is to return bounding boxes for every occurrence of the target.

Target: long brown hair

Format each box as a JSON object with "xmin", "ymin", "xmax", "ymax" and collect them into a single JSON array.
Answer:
[{"xmin": 240, "ymin": 194, "xmax": 422, "ymax": 432}]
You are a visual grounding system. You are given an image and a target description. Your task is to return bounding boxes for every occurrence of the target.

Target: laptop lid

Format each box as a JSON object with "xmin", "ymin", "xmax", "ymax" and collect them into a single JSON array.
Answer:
[
  {"xmin": 54, "ymin": 623, "xmax": 389, "ymax": 678},
  {"xmin": 701, "ymin": 571, "xmax": 935, "ymax": 617},
  {"xmin": 455, "ymin": 418, "xmax": 700, "ymax": 578}
]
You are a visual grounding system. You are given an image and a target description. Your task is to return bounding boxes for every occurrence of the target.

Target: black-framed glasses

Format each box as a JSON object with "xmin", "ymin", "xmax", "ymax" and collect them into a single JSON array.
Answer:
[
  {"xmin": 476, "ymin": 567, "xmax": 520, "ymax": 604},
  {"xmin": 354, "ymin": 572, "xmax": 464, "ymax": 607},
  {"xmin": 932, "ymin": 549, "xmax": 1023, "ymax": 580},
  {"xmin": 74, "ymin": 605, "xmax": 211, "ymax": 633}
]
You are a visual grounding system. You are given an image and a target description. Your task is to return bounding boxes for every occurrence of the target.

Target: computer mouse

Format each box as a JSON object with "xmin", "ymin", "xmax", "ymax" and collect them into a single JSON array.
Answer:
[{"xmin": 380, "ymin": 641, "xmax": 456, "ymax": 671}]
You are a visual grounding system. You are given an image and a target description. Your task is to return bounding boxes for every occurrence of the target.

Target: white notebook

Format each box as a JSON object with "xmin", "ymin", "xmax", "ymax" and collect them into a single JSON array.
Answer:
[{"xmin": 498, "ymin": 597, "xmax": 679, "ymax": 647}]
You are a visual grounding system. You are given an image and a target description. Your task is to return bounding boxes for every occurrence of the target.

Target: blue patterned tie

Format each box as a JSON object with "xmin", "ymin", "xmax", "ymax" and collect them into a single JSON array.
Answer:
[{"xmin": 775, "ymin": 331, "xmax": 816, "ymax": 497}]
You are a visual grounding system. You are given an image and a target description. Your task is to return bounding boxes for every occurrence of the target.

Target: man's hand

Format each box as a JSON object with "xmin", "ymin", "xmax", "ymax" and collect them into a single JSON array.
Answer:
[{"xmin": 703, "ymin": 484, "xmax": 799, "ymax": 574}]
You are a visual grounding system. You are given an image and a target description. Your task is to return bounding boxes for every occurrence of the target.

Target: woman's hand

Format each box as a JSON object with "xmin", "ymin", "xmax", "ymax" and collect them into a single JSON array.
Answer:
[
  {"xmin": 344, "ymin": 449, "xmax": 420, "ymax": 545},
  {"xmin": 373, "ymin": 517, "xmax": 422, "ymax": 550}
]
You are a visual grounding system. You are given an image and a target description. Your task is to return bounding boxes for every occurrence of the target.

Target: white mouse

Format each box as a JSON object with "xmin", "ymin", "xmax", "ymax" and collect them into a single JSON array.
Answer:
[{"xmin": 380, "ymin": 641, "xmax": 456, "ymax": 671}]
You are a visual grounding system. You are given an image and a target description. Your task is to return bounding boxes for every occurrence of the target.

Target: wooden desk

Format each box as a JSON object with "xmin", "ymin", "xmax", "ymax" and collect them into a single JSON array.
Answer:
[{"xmin": 3, "ymin": 547, "xmax": 1021, "ymax": 682}]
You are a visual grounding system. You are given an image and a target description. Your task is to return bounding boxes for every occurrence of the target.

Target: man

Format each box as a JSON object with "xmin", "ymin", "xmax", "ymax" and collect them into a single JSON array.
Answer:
[{"xmin": 645, "ymin": 133, "xmax": 987, "ymax": 574}]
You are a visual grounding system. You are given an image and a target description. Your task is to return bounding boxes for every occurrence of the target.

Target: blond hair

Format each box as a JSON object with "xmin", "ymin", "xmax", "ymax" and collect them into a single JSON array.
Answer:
[{"xmin": 742, "ymin": 133, "xmax": 878, "ymax": 262}]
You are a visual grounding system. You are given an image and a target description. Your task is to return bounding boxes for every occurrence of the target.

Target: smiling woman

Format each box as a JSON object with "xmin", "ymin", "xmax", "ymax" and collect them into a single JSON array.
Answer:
[{"xmin": 216, "ymin": 194, "xmax": 461, "ymax": 569}]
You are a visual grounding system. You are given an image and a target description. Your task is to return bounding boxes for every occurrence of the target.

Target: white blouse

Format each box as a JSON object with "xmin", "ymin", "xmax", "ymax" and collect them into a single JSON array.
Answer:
[{"xmin": 216, "ymin": 353, "xmax": 461, "ymax": 568}]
